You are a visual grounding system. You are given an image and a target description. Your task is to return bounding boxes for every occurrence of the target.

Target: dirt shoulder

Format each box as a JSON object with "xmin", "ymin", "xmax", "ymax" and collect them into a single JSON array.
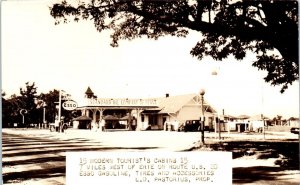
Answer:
[{"xmin": 194, "ymin": 133, "xmax": 300, "ymax": 185}]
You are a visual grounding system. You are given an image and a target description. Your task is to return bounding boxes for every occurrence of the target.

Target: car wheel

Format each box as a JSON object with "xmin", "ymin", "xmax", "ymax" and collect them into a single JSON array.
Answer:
[{"xmin": 50, "ymin": 125, "xmax": 55, "ymax": 132}]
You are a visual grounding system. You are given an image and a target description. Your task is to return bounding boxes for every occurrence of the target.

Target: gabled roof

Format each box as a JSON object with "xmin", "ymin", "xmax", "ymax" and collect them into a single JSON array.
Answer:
[
  {"xmin": 157, "ymin": 94, "xmax": 195, "ymax": 113},
  {"xmin": 236, "ymin": 115, "xmax": 250, "ymax": 119},
  {"xmin": 249, "ymin": 114, "xmax": 269, "ymax": 121},
  {"xmin": 288, "ymin": 117, "xmax": 299, "ymax": 121},
  {"xmin": 156, "ymin": 94, "xmax": 216, "ymax": 114},
  {"xmin": 85, "ymin": 86, "xmax": 94, "ymax": 95},
  {"xmin": 223, "ymin": 115, "xmax": 236, "ymax": 119}
]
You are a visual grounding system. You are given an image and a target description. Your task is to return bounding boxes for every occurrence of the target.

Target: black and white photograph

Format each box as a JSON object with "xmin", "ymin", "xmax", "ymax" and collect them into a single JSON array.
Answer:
[{"xmin": 1, "ymin": 0, "xmax": 299, "ymax": 184}]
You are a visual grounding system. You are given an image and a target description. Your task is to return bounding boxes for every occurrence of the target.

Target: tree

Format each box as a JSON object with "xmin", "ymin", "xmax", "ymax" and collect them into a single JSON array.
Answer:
[
  {"xmin": 19, "ymin": 82, "xmax": 39, "ymax": 125},
  {"xmin": 276, "ymin": 115, "xmax": 282, "ymax": 126},
  {"xmin": 3, "ymin": 83, "xmax": 78, "ymax": 127},
  {"xmin": 40, "ymin": 89, "xmax": 77, "ymax": 124},
  {"xmin": 39, "ymin": 89, "xmax": 59, "ymax": 123},
  {"xmin": 2, "ymin": 92, "xmax": 13, "ymax": 127},
  {"xmin": 272, "ymin": 115, "xmax": 283, "ymax": 126},
  {"xmin": 2, "ymin": 83, "xmax": 39, "ymax": 127},
  {"xmin": 50, "ymin": 0, "xmax": 298, "ymax": 93},
  {"xmin": 2, "ymin": 93, "xmax": 25, "ymax": 127}
]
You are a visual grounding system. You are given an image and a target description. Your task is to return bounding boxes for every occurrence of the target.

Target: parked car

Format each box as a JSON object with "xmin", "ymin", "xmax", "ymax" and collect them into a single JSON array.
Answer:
[
  {"xmin": 49, "ymin": 121, "xmax": 68, "ymax": 132},
  {"xmin": 184, "ymin": 120, "xmax": 201, "ymax": 132},
  {"xmin": 290, "ymin": 127, "xmax": 299, "ymax": 134}
]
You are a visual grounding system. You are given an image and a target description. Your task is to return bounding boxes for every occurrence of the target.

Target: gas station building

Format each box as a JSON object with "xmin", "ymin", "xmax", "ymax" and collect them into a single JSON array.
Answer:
[{"xmin": 74, "ymin": 87, "xmax": 217, "ymax": 131}]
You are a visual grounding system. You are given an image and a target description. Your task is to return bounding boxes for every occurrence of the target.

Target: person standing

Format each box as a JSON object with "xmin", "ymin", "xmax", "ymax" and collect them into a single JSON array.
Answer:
[
  {"xmin": 99, "ymin": 119, "xmax": 105, "ymax": 132},
  {"xmin": 131, "ymin": 117, "xmax": 137, "ymax": 131}
]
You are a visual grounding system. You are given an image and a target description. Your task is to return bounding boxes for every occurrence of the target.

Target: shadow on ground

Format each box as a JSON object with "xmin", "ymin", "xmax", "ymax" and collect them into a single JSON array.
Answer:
[
  {"xmin": 233, "ymin": 166, "xmax": 298, "ymax": 184},
  {"xmin": 2, "ymin": 133, "xmax": 158, "ymax": 184},
  {"xmin": 191, "ymin": 140, "xmax": 299, "ymax": 184},
  {"xmin": 205, "ymin": 141, "xmax": 299, "ymax": 168}
]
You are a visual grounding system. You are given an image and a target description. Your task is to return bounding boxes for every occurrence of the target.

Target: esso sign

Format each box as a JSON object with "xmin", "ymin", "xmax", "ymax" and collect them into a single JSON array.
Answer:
[{"xmin": 62, "ymin": 100, "xmax": 78, "ymax": 111}]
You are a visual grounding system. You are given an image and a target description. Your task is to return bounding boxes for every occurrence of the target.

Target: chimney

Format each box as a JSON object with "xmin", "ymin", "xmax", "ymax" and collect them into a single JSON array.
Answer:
[{"xmin": 166, "ymin": 93, "xmax": 169, "ymax": 98}]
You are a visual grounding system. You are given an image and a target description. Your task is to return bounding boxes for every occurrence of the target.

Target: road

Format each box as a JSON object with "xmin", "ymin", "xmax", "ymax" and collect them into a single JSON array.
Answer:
[
  {"xmin": 2, "ymin": 128, "xmax": 299, "ymax": 185},
  {"xmin": 2, "ymin": 128, "xmax": 202, "ymax": 185}
]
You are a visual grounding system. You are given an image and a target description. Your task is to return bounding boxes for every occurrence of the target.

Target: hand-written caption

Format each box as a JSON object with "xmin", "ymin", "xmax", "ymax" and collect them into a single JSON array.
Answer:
[{"xmin": 79, "ymin": 156, "xmax": 219, "ymax": 183}]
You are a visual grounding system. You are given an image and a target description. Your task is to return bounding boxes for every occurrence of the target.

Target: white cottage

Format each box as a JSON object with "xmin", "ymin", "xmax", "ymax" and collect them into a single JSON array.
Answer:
[{"xmin": 141, "ymin": 93, "xmax": 217, "ymax": 131}]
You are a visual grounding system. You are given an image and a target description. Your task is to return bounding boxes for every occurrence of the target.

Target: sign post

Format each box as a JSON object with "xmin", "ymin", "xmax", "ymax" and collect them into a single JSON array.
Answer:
[
  {"xmin": 20, "ymin": 109, "xmax": 27, "ymax": 126},
  {"xmin": 58, "ymin": 90, "xmax": 62, "ymax": 132}
]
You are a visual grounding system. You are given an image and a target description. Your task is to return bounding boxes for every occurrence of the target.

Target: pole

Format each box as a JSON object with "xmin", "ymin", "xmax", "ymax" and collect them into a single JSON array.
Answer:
[
  {"xmin": 218, "ymin": 116, "xmax": 221, "ymax": 140},
  {"xmin": 43, "ymin": 106, "xmax": 46, "ymax": 124},
  {"xmin": 261, "ymin": 73, "xmax": 265, "ymax": 140},
  {"xmin": 262, "ymin": 114, "xmax": 265, "ymax": 140},
  {"xmin": 214, "ymin": 114, "xmax": 217, "ymax": 139},
  {"xmin": 58, "ymin": 89, "xmax": 62, "ymax": 132},
  {"xmin": 262, "ymin": 116, "xmax": 265, "ymax": 141},
  {"xmin": 43, "ymin": 106, "xmax": 45, "ymax": 129},
  {"xmin": 200, "ymin": 92, "xmax": 205, "ymax": 145},
  {"xmin": 215, "ymin": 112, "xmax": 222, "ymax": 140},
  {"xmin": 20, "ymin": 109, "xmax": 26, "ymax": 126},
  {"xmin": 227, "ymin": 115, "xmax": 230, "ymax": 137},
  {"xmin": 211, "ymin": 69, "xmax": 221, "ymax": 140}
]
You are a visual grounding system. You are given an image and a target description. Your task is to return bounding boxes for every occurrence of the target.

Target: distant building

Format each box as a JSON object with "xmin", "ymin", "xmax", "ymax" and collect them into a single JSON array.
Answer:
[{"xmin": 288, "ymin": 118, "xmax": 300, "ymax": 127}]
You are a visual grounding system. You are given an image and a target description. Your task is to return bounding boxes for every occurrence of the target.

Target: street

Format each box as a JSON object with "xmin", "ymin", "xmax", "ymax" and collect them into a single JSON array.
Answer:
[
  {"xmin": 2, "ymin": 128, "xmax": 202, "ymax": 185},
  {"xmin": 2, "ymin": 128, "xmax": 299, "ymax": 185}
]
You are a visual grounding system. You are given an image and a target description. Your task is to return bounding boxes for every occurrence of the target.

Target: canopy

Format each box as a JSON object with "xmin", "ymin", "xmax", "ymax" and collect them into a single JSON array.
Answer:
[
  {"xmin": 103, "ymin": 115, "xmax": 119, "ymax": 120},
  {"xmin": 72, "ymin": 115, "xmax": 92, "ymax": 121},
  {"xmin": 119, "ymin": 115, "xmax": 130, "ymax": 120}
]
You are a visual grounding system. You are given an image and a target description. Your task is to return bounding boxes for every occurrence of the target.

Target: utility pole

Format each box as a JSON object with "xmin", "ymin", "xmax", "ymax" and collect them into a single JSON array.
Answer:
[
  {"xmin": 200, "ymin": 89, "xmax": 205, "ymax": 145},
  {"xmin": 58, "ymin": 89, "xmax": 62, "ymax": 132}
]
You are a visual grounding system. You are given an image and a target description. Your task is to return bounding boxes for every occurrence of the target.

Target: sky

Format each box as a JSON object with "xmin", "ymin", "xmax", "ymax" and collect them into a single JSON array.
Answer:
[{"xmin": 1, "ymin": 0, "xmax": 299, "ymax": 119}]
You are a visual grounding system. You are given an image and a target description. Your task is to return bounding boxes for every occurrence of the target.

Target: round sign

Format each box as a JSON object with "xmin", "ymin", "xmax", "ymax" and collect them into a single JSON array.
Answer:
[
  {"xmin": 19, "ymin": 109, "xmax": 27, "ymax": 115},
  {"xmin": 62, "ymin": 100, "xmax": 78, "ymax": 111}
]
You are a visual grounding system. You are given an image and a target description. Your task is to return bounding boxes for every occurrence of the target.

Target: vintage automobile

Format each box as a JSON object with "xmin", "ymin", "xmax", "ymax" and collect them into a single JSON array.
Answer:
[
  {"xmin": 290, "ymin": 127, "xmax": 299, "ymax": 134},
  {"xmin": 49, "ymin": 121, "xmax": 68, "ymax": 132},
  {"xmin": 183, "ymin": 120, "xmax": 202, "ymax": 132}
]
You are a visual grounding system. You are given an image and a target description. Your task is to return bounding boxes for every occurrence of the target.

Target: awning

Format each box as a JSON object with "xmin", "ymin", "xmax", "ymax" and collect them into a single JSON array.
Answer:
[
  {"xmin": 72, "ymin": 115, "xmax": 92, "ymax": 121},
  {"xmin": 103, "ymin": 115, "xmax": 119, "ymax": 120},
  {"xmin": 142, "ymin": 109, "xmax": 161, "ymax": 114},
  {"xmin": 120, "ymin": 115, "xmax": 130, "ymax": 120}
]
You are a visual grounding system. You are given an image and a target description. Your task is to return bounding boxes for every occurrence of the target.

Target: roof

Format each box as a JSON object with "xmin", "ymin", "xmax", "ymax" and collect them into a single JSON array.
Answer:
[
  {"xmin": 157, "ymin": 94, "xmax": 195, "ymax": 113},
  {"xmin": 120, "ymin": 115, "xmax": 129, "ymax": 120},
  {"xmin": 288, "ymin": 117, "xmax": 299, "ymax": 121},
  {"xmin": 73, "ymin": 115, "xmax": 92, "ymax": 121},
  {"xmin": 249, "ymin": 114, "xmax": 269, "ymax": 121},
  {"xmin": 103, "ymin": 115, "xmax": 119, "ymax": 120},
  {"xmin": 223, "ymin": 115, "xmax": 236, "ymax": 119},
  {"xmin": 85, "ymin": 86, "xmax": 94, "ymax": 95},
  {"xmin": 236, "ymin": 115, "xmax": 250, "ymax": 119},
  {"xmin": 156, "ymin": 94, "xmax": 216, "ymax": 114}
]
